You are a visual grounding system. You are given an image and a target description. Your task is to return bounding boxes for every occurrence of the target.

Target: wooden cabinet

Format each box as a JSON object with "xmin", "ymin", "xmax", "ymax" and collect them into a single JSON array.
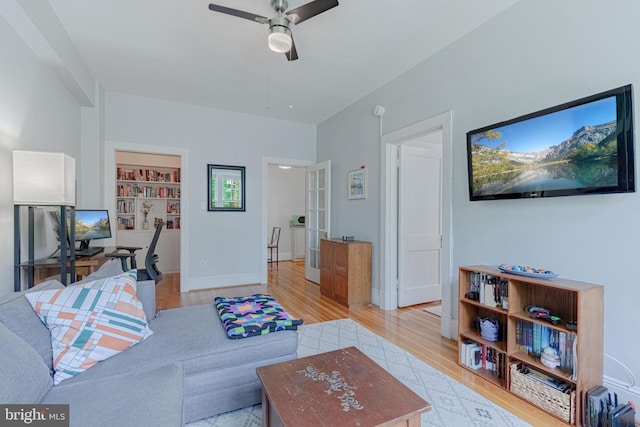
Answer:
[
  {"xmin": 458, "ymin": 265, "xmax": 603, "ymax": 426},
  {"xmin": 320, "ymin": 239, "xmax": 371, "ymax": 308}
]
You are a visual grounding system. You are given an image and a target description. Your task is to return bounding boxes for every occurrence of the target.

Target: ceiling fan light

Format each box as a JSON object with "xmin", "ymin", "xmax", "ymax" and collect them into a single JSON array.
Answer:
[{"xmin": 268, "ymin": 25, "xmax": 292, "ymax": 53}]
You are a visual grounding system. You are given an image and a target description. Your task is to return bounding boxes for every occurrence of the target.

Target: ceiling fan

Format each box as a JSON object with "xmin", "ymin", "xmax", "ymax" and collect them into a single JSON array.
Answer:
[{"xmin": 208, "ymin": 0, "xmax": 339, "ymax": 61}]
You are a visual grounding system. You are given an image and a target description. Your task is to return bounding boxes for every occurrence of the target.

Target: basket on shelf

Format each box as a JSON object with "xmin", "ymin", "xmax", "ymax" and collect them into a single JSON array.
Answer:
[{"xmin": 509, "ymin": 363, "xmax": 576, "ymax": 424}]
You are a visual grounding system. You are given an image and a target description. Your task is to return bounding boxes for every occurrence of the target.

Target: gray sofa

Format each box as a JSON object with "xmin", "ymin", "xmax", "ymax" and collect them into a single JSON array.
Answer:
[{"xmin": 0, "ymin": 266, "xmax": 299, "ymax": 427}]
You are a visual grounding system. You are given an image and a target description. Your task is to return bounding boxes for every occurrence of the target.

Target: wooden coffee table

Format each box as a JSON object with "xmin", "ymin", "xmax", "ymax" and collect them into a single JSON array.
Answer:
[{"xmin": 256, "ymin": 346, "xmax": 431, "ymax": 427}]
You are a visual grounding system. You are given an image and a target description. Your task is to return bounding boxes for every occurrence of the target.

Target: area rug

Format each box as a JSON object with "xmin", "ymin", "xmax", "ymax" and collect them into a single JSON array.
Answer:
[
  {"xmin": 187, "ymin": 318, "xmax": 531, "ymax": 427},
  {"xmin": 424, "ymin": 304, "xmax": 442, "ymax": 316}
]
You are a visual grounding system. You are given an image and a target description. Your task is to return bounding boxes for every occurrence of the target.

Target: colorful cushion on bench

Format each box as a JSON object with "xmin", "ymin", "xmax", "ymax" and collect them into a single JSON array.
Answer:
[
  {"xmin": 26, "ymin": 270, "xmax": 153, "ymax": 384},
  {"xmin": 214, "ymin": 294, "xmax": 303, "ymax": 339}
]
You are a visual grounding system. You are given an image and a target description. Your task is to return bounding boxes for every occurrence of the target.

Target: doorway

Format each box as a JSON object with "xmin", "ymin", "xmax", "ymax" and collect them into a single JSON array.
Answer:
[
  {"xmin": 114, "ymin": 151, "xmax": 181, "ymax": 276},
  {"xmin": 261, "ymin": 157, "xmax": 314, "ymax": 284},
  {"xmin": 266, "ymin": 164, "xmax": 306, "ymax": 263},
  {"xmin": 104, "ymin": 141, "xmax": 189, "ymax": 291},
  {"xmin": 379, "ymin": 111, "xmax": 453, "ymax": 338},
  {"xmin": 396, "ymin": 139, "xmax": 443, "ymax": 307}
]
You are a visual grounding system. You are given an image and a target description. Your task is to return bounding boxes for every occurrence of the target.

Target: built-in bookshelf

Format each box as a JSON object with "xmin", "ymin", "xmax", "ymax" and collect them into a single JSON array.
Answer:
[
  {"xmin": 116, "ymin": 165, "xmax": 181, "ymax": 231},
  {"xmin": 458, "ymin": 265, "xmax": 603, "ymax": 426}
]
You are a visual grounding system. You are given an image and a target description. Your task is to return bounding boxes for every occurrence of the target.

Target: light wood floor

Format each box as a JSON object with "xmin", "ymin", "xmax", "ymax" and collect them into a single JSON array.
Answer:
[{"xmin": 157, "ymin": 261, "xmax": 566, "ymax": 426}]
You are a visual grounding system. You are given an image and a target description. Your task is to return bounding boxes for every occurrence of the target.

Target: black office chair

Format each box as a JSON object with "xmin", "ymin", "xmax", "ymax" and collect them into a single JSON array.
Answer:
[
  {"xmin": 106, "ymin": 246, "xmax": 142, "ymax": 270},
  {"xmin": 106, "ymin": 221, "xmax": 164, "ymax": 284}
]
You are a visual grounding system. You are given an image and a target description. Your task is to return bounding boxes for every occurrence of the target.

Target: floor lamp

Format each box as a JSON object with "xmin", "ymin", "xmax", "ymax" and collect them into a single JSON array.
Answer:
[{"xmin": 13, "ymin": 150, "xmax": 76, "ymax": 291}]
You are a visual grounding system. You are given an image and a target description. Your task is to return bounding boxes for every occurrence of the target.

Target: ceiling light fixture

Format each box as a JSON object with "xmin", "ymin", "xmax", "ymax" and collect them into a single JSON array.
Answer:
[
  {"xmin": 268, "ymin": 18, "xmax": 292, "ymax": 53},
  {"xmin": 278, "ymin": 165, "xmax": 292, "ymax": 170}
]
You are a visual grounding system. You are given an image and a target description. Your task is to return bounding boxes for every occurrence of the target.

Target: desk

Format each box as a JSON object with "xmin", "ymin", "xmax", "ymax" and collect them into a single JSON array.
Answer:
[{"xmin": 23, "ymin": 252, "xmax": 108, "ymax": 285}]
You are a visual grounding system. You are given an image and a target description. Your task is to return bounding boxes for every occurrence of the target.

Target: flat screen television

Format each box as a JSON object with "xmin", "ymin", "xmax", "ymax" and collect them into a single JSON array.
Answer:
[
  {"xmin": 72, "ymin": 209, "xmax": 112, "ymax": 252},
  {"xmin": 466, "ymin": 85, "xmax": 635, "ymax": 201}
]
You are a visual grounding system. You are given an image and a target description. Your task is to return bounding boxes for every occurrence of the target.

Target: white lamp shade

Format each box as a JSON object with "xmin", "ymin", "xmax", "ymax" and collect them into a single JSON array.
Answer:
[{"xmin": 13, "ymin": 150, "xmax": 76, "ymax": 206}]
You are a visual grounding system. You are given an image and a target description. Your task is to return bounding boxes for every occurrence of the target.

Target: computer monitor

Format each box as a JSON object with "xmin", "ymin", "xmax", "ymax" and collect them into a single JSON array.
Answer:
[{"xmin": 73, "ymin": 209, "xmax": 112, "ymax": 253}]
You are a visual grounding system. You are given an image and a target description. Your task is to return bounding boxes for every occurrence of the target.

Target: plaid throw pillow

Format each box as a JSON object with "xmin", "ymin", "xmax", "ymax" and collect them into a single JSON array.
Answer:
[
  {"xmin": 26, "ymin": 270, "xmax": 153, "ymax": 384},
  {"xmin": 214, "ymin": 294, "xmax": 303, "ymax": 339}
]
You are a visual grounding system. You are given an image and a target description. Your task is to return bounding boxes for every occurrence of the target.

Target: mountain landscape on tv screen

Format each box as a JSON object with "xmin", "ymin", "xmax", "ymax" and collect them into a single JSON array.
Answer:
[
  {"xmin": 507, "ymin": 121, "xmax": 616, "ymax": 164},
  {"xmin": 472, "ymin": 120, "xmax": 618, "ymax": 195}
]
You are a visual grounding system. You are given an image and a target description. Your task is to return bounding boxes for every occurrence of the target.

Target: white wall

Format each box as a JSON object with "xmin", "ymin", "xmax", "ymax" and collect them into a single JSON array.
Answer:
[
  {"xmin": 317, "ymin": 0, "xmax": 640, "ymax": 405},
  {"xmin": 267, "ymin": 165, "xmax": 305, "ymax": 260},
  {"xmin": 104, "ymin": 92, "xmax": 316, "ymax": 289},
  {"xmin": 0, "ymin": 16, "xmax": 82, "ymax": 296}
]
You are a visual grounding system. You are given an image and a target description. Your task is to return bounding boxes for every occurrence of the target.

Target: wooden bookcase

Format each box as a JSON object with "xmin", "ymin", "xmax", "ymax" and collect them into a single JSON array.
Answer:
[
  {"xmin": 319, "ymin": 239, "xmax": 371, "ymax": 308},
  {"xmin": 458, "ymin": 265, "xmax": 603, "ymax": 426},
  {"xmin": 116, "ymin": 164, "xmax": 181, "ymax": 231}
]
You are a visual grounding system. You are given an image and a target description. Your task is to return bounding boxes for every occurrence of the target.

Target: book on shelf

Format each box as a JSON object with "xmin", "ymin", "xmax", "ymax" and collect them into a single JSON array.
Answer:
[
  {"xmin": 117, "ymin": 217, "xmax": 135, "ymax": 230},
  {"xmin": 467, "ymin": 272, "xmax": 508, "ymax": 308},
  {"xmin": 460, "ymin": 339, "xmax": 474, "ymax": 366},
  {"xmin": 515, "ymin": 319, "xmax": 577, "ymax": 377},
  {"xmin": 117, "ymin": 199, "xmax": 135, "ymax": 213},
  {"xmin": 461, "ymin": 340, "xmax": 480, "ymax": 369},
  {"xmin": 117, "ymin": 167, "xmax": 180, "ymax": 183},
  {"xmin": 117, "ymin": 184, "xmax": 180, "ymax": 199},
  {"xmin": 167, "ymin": 201, "xmax": 180, "ymax": 214},
  {"xmin": 460, "ymin": 340, "xmax": 506, "ymax": 378}
]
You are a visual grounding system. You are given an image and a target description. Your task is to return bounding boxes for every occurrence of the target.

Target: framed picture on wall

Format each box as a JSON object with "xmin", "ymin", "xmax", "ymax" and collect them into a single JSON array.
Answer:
[
  {"xmin": 207, "ymin": 164, "xmax": 246, "ymax": 211},
  {"xmin": 348, "ymin": 167, "xmax": 367, "ymax": 200}
]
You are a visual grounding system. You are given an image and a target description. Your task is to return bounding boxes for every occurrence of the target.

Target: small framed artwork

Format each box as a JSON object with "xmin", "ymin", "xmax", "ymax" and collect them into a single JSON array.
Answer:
[
  {"xmin": 348, "ymin": 167, "xmax": 367, "ymax": 200},
  {"xmin": 208, "ymin": 164, "xmax": 246, "ymax": 211}
]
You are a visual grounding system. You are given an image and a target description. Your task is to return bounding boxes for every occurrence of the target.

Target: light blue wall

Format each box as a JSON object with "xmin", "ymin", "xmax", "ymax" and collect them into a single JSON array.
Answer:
[{"xmin": 318, "ymin": 0, "xmax": 640, "ymax": 404}]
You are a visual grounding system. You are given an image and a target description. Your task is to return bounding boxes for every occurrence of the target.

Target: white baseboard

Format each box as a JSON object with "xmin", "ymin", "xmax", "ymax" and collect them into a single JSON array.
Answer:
[
  {"xmin": 267, "ymin": 252, "xmax": 292, "ymax": 262},
  {"xmin": 450, "ymin": 320, "xmax": 458, "ymax": 339},
  {"xmin": 185, "ymin": 273, "xmax": 262, "ymax": 291},
  {"xmin": 371, "ymin": 288, "xmax": 380, "ymax": 306}
]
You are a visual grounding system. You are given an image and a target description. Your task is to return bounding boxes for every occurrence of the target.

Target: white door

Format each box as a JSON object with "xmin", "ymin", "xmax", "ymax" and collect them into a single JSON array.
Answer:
[
  {"xmin": 305, "ymin": 161, "xmax": 331, "ymax": 283},
  {"xmin": 397, "ymin": 142, "xmax": 442, "ymax": 307}
]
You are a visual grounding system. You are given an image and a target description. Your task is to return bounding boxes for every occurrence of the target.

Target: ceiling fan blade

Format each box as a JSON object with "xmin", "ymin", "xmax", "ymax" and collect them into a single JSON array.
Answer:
[
  {"xmin": 285, "ymin": 37, "xmax": 299, "ymax": 61},
  {"xmin": 286, "ymin": 0, "xmax": 339, "ymax": 25},
  {"xmin": 208, "ymin": 4, "xmax": 268, "ymax": 24}
]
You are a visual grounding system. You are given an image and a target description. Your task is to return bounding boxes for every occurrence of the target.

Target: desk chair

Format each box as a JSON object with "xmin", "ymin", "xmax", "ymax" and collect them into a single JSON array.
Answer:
[
  {"xmin": 106, "ymin": 246, "xmax": 142, "ymax": 270},
  {"xmin": 106, "ymin": 221, "xmax": 165, "ymax": 284},
  {"xmin": 268, "ymin": 226, "xmax": 281, "ymax": 264}
]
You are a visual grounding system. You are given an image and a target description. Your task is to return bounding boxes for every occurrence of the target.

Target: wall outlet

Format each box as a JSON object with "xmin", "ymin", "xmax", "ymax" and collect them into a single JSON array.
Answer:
[
  {"xmin": 200, "ymin": 260, "xmax": 205, "ymax": 268},
  {"xmin": 200, "ymin": 201, "xmax": 205, "ymax": 210}
]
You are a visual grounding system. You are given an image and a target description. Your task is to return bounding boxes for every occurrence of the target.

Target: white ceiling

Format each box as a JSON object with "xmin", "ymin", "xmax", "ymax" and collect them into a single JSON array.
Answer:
[{"xmin": 48, "ymin": 0, "xmax": 520, "ymax": 125}]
